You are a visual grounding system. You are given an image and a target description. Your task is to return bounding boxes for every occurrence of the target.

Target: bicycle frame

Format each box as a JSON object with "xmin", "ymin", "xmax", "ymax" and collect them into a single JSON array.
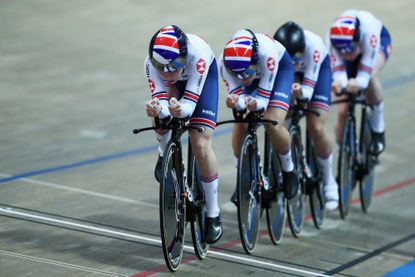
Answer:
[
  {"xmin": 286, "ymin": 100, "xmax": 324, "ymax": 235},
  {"xmin": 288, "ymin": 100, "xmax": 321, "ymax": 192},
  {"xmin": 332, "ymin": 92, "xmax": 371, "ymax": 180},
  {"xmin": 332, "ymin": 90, "xmax": 376, "ymax": 217},
  {"xmin": 133, "ymin": 117, "xmax": 205, "ymax": 271},
  {"xmin": 217, "ymin": 109, "xmax": 278, "ymax": 253}
]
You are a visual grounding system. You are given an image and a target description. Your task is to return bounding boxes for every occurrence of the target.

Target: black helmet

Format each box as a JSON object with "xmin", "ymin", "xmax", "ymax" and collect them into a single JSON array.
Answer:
[{"xmin": 273, "ymin": 21, "xmax": 305, "ymax": 57}]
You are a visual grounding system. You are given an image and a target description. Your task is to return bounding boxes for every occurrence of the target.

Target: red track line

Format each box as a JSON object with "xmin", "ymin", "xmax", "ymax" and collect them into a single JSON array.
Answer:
[
  {"xmin": 131, "ymin": 256, "xmax": 198, "ymax": 277},
  {"xmin": 352, "ymin": 176, "xmax": 415, "ymax": 205},
  {"xmin": 132, "ymin": 176, "xmax": 415, "ymax": 277}
]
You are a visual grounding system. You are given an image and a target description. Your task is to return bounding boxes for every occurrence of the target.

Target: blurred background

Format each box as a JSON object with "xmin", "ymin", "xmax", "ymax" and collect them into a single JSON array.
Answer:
[{"xmin": 0, "ymin": 0, "xmax": 414, "ymax": 276}]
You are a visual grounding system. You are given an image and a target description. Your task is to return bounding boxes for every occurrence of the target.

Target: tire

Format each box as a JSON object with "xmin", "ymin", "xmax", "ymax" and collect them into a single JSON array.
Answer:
[
  {"xmin": 359, "ymin": 116, "xmax": 375, "ymax": 213},
  {"xmin": 188, "ymin": 145, "xmax": 209, "ymax": 260},
  {"xmin": 237, "ymin": 134, "xmax": 261, "ymax": 254},
  {"xmin": 264, "ymin": 133, "xmax": 287, "ymax": 244},
  {"xmin": 337, "ymin": 116, "xmax": 355, "ymax": 220},
  {"xmin": 306, "ymin": 133, "xmax": 325, "ymax": 229},
  {"xmin": 287, "ymin": 126, "xmax": 306, "ymax": 238},
  {"xmin": 159, "ymin": 141, "xmax": 185, "ymax": 272}
]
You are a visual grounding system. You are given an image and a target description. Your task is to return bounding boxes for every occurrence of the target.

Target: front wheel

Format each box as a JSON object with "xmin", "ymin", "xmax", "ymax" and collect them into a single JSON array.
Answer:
[
  {"xmin": 337, "ymin": 116, "xmax": 355, "ymax": 220},
  {"xmin": 287, "ymin": 126, "xmax": 306, "ymax": 238},
  {"xmin": 237, "ymin": 134, "xmax": 261, "ymax": 254},
  {"xmin": 264, "ymin": 143, "xmax": 287, "ymax": 245},
  {"xmin": 159, "ymin": 141, "xmax": 185, "ymax": 272},
  {"xmin": 188, "ymin": 147, "xmax": 209, "ymax": 259},
  {"xmin": 359, "ymin": 117, "xmax": 375, "ymax": 213}
]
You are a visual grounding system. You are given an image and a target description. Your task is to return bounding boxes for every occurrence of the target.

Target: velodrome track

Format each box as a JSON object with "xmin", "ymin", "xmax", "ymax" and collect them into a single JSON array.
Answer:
[{"xmin": 0, "ymin": 0, "xmax": 414, "ymax": 276}]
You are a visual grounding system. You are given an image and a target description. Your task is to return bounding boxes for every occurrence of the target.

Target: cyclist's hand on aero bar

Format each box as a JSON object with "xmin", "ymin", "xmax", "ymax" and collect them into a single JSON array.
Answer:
[
  {"xmin": 291, "ymin": 82, "xmax": 303, "ymax": 100},
  {"xmin": 246, "ymin": 96, "xmax": 258, "ymax": 112},
  {"xmin": 145, "ymin": 98, "xmax": 162, "ymax": 118},
  {"xmin": 226, "ymin": 94, "xmax": 239, "ymax": 109},
  {"xmin": 346, "ymin": 78, "xmax": 360, "ymax": 94},
  {"xmin": 168, "ymin": 97, "xmax": 182, "ymax": 118},
  {"xmin": 331, "ymin": 80, "xmax": 343, "ymax": 96}
]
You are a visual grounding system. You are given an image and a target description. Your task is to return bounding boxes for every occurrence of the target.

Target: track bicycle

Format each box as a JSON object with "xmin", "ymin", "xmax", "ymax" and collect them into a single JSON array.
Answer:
[
  {"xmin": 286, "ymin": 100, "xmax": 326, "ymax": 237},
  {"xmin": 133, "ymin": 117, "xmax": 208, "ymax": 271},
  {"xmin": 217, "ymin": 109, "xmax": 286, "ymax": 253},
  {"xmin": 332, "ymin": 90, "xmax": 378, "ymax": 219}
]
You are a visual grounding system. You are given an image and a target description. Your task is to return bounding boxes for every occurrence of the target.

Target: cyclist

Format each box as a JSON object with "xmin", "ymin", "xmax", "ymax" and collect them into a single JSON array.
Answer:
[
  {"xmin": 144, "ymin": 25, "xmax": 222, "ymax": 244},
  {"xmin": 328, "ymin": 10, "xmax": 392, "ymax": 155},
  {"xmin": 274, "ymin": 21, "xmax": 338, "ymax": 210},
  {"xmin": 219, "ymin": 29, "xmax": 299, "ymax": 203}
]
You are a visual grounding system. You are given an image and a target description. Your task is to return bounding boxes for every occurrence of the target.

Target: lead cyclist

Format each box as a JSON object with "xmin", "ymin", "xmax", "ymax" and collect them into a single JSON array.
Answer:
[{"xmin": 143, "ymin": 25, "xmax": 223, "ymax": 244}]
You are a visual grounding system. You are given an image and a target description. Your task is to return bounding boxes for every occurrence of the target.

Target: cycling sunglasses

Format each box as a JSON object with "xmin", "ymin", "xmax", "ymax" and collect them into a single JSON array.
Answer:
[
  {"xmin": 150, "ymin": 56, "xmax": 186, "ymax": 73},
  {"xmin": 336, "ymin": 41, "xmax": 358, "ymax": 54},
  {"xmin": 235, "ymin": 64, "xmax": 257, "ymax": 79},
  {"xmin": 291, "ymin": 52, "xmax": 304, "ymax": 64}
]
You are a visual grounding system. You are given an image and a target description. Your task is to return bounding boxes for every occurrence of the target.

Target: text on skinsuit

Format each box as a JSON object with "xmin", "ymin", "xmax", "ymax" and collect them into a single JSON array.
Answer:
[
  {"xmin": 202, "ymin": 109, "xmax": 216, "ymax": 117},
  {"xmin": 275, "ymin": 92, "xmax": 288, "ymax": 99}
]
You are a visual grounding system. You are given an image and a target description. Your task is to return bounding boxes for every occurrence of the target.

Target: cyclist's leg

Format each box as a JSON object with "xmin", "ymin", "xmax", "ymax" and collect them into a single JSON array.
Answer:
[
  {"xmin": 189, "ymin": 128, "xmax": 219, "ymax": 216},
  {"xmin": 265, "ymin": 51, "xmax": 293, "ymax": 173},
  {"xmin": 307, "ymin": 56, "xmax": 338, "ymax": 210},
  {"xmin": 264, "ymin": 107, "xmax": 299, "ymax": 199},
  {"xmin": 365, "ymin": 26, "xmax": 391, "ymax": 154},
  {"xmin": 307, "ymin": 110, "xmax": 338, "ymax": 211},
  {"xmin": 365, "ymin": 54, "xmax": 386, "ymax": 107},
  {"xmin": 189, "ymin": 128, "xmax": 222, "ymax": 244},
  {"xmin": 189, "ymin": 59, "xmax": 222, "ymax": 244},
  {"xmin": 264, "ymin": 108, "xmax": 291, "ymax": 161},
  {"xmin": 265, "ymin": 51, "xmax": 298, "ymax": 199}
]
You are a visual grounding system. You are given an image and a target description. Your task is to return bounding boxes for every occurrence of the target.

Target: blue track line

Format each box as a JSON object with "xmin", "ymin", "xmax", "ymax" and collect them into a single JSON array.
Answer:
[
  {"xmin": 0, "ymin": 127, "xmax": 232, "ymax": 184},
  {"xmin": 383, "ymin": 73, "xmax": 415, "ymax": 90},
  {"xmin": 1, "ymin": 73, "xmax": 415, "ymax": 184}
]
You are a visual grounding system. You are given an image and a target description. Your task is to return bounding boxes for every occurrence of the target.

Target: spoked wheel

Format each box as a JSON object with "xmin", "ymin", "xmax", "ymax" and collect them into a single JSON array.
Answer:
[
  {"xmin": 237, "ymin": 134, "xmax": 261, "ymax": 254},
  {"xmin": 159, "ymin": 141, "xmax": 186, "ymax": 272},
  {"xmin": 287, "ymin": 126, "xmax": 306, "ymax": 238},
  {"xmin": 337, "ymin": 117, "xmax": 355, "ymax": 220},
  {"xmin": 359, "ymin": 117, "xmax": 375, "ymax": 213},
  {"xmin": 263, "ymin": 133, "xmax": 286, "ymax": 245},
  {"xmin": 306, "ymin": 134, "xmax": 325, "ymax": 229},
  {"xmin": 188, "ymin": 147, "xmax": 209, "ymax": 259}
]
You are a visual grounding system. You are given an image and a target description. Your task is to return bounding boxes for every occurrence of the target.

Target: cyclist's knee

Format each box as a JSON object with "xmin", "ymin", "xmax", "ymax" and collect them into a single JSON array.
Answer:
[
  {"xmin": 307, "ymin": 111, "xmax": 328, "ymax": 136},
  {"xmin": 191, "ymin": 140, "xmax": 211, "ymax": 157},
  {"xmin": 190, "ymin": 130, "xmax": 213, "ymax": 155},
  {"xmin": 265, "ymin": 124, "xmax": 289, "ymax": 145},
  {"xmin": 264, "ymin": 107, "xmax": 287, "ymax": 124},
  {"xmin": 307, "ymin": 120, "xmax": 324, "ymax": 139},
  {"xmin": 366, "ymin": 78, "xmax": 384, "ymax": 105},
  {"xmin": 264, "ymin": 121, "xmax": 282, "ymax": 133}
]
